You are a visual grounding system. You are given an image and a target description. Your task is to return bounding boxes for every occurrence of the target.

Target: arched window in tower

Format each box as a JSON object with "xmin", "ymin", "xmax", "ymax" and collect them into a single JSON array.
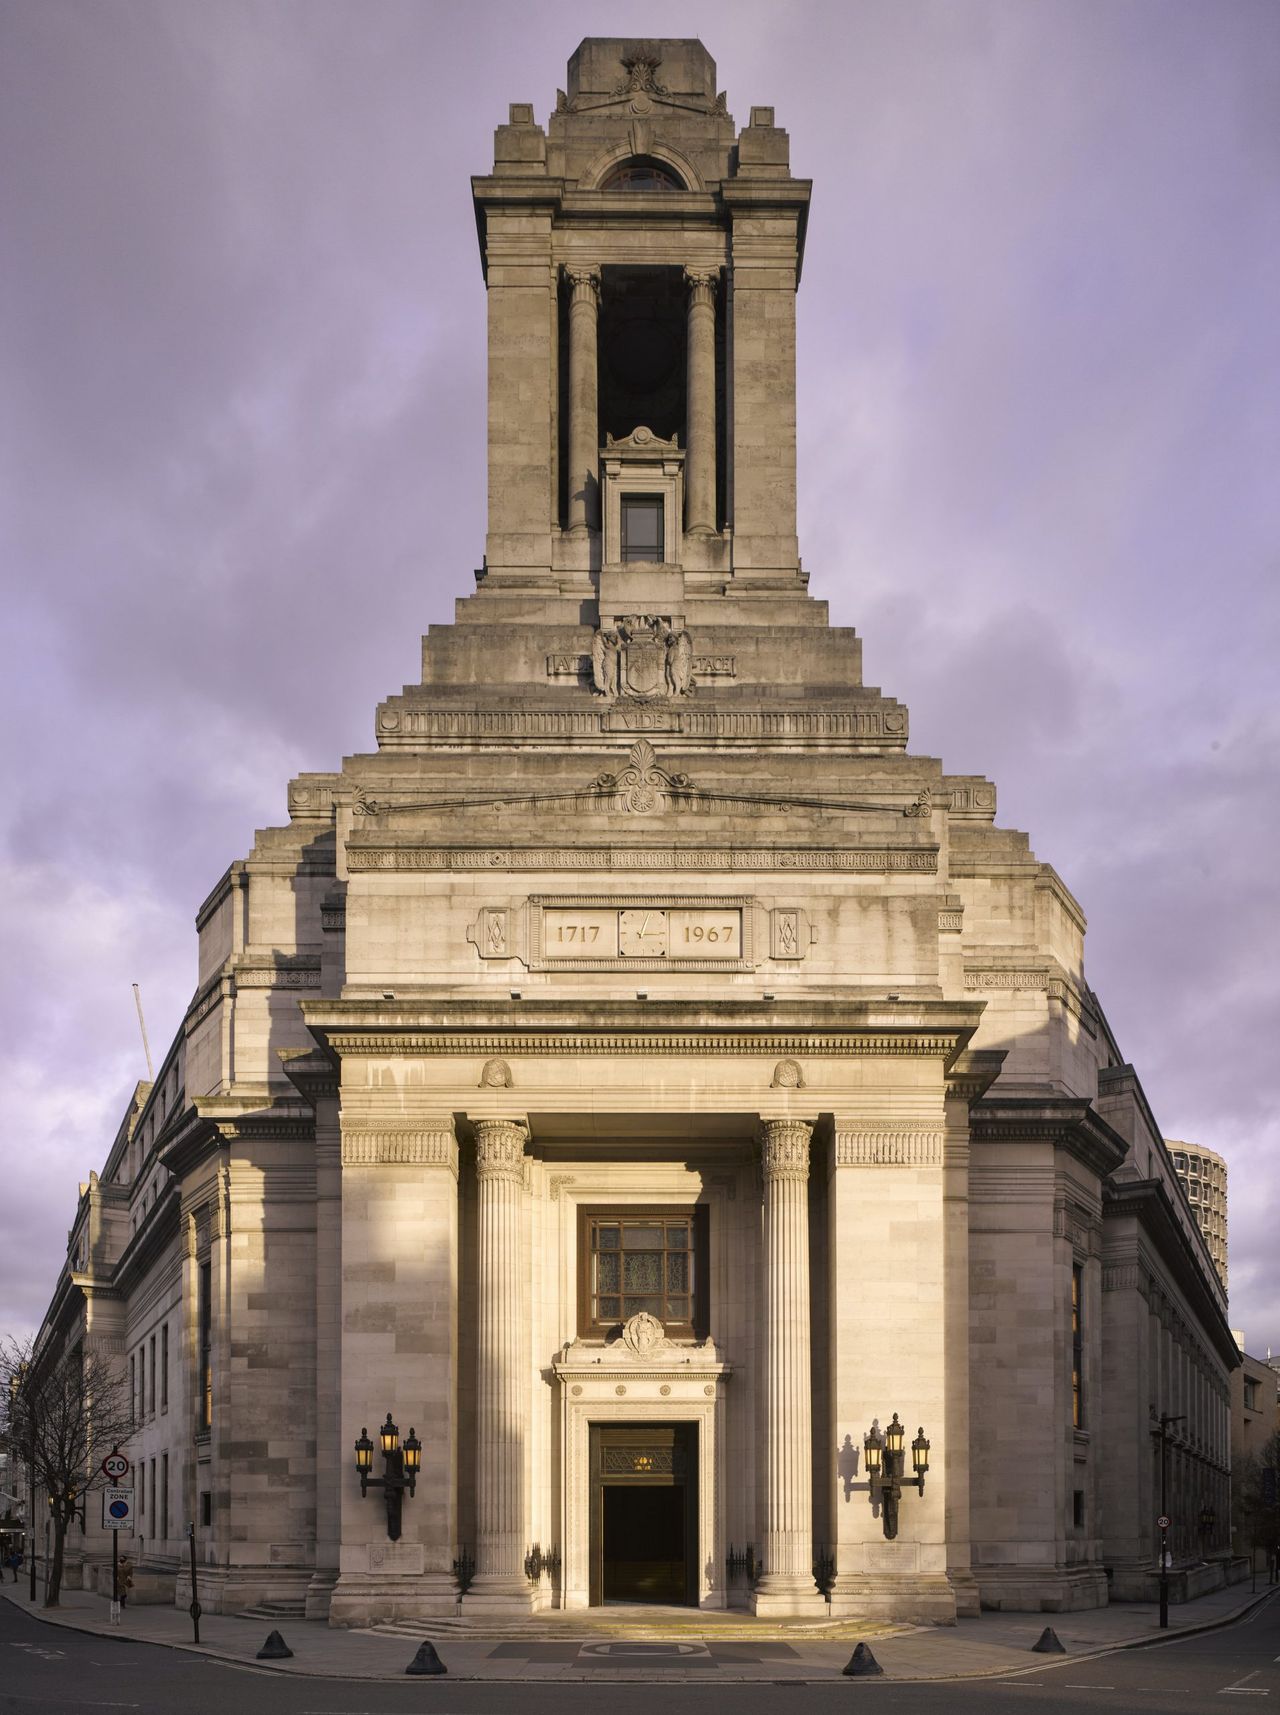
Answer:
[{"xmin": 600, "ymin": 157, "xmax": 684, "ymax": 191}]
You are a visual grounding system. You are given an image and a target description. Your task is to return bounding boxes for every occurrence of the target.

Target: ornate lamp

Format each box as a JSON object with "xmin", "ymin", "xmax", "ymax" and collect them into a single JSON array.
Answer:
[
  {"xmin": 861, "ymin": 1411, "xmax": 931, "ymax": 1540},
  {"xmin": 353, "ymin": 1410, "xmax": 418, "ymax": 1539}
]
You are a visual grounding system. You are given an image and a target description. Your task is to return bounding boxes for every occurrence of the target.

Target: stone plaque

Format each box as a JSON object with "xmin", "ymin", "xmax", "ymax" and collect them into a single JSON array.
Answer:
[
  {"xmin": 541, "ymin": 906, "xmax": 741, "ymax": 960},
  {"xmin": 542, "ymin": 907, "xmax": 621, "ymax": 955}
]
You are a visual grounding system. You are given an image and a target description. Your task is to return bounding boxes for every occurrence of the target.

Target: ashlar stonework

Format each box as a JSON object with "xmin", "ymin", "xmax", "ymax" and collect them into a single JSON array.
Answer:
[{"xmin": 32, "ymin": 37, "xmax": 1238, "ymax": 1628}]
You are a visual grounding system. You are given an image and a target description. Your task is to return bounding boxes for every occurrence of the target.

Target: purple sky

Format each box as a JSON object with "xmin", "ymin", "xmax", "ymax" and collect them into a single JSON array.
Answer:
[{"xmin": 2, "ymin": 1, "xmax": 1277, "ymax": 1351}]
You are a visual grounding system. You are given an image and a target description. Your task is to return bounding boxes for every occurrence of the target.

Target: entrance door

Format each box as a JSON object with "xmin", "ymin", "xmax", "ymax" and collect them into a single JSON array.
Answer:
[{"xmin": 589, "ymin": 1423, "xmax": 698, "ymax": 1606}]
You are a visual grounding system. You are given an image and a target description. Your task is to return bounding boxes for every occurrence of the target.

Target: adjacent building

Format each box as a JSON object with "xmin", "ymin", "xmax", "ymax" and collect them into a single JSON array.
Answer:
[
  {"xmin": 1166, "ymin": 1142, "xmax": 1228, "ymax": 1289},
  {"xmin": 30, "ymin": 37, "xmax": 1239, "ymax": 1626}
]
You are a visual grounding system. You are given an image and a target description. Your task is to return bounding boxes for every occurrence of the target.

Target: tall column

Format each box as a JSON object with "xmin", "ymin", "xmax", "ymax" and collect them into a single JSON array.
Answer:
[
  {"xmin": 684, "ymin": 268, "xmax": 718, "ymax": 535},
  {"xmin": 465, "ymin": 1117, "xmax": 533, "ymax": 1610},
  {"xmin": 753, "ymin": 1118, "xmax": 824, "ymax": 1614},
  {"xmin": 565, "ymin": 268, "xmax": 600, "ymax": 533}
]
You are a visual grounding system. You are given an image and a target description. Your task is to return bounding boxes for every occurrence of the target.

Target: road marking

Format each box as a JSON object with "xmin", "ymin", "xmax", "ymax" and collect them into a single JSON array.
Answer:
[{"xmin": 1065, "ymin": 1685, "xmax": 1115, "ymax": 1689}]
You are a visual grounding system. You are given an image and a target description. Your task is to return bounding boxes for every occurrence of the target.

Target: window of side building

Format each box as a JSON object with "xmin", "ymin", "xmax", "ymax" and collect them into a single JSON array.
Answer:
[
  {"xmin": 198, "ymin": 1261, "xmax": 212, "ymax": 1432},
  {"xmin": 1072, "ymin": 1262, "xmax": 1085, "ymax": 1429},
  {"xmin": 578, "ymin": 1207, "xmax": 709, "ymax": 1338}
]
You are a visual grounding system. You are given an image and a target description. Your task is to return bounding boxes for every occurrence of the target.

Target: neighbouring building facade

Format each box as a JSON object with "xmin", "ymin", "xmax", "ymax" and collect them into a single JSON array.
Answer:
[
  {"xmin": 33, "ymin": 38, "xmax": 1241, "ymax": 1626},
  {"xmin": 1166, "ymin": 1142, "xmax": 1228, "ymax": 1289}
]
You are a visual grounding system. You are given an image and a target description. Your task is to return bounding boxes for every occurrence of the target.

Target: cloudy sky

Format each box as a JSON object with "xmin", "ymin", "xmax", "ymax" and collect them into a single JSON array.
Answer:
[{"xmin": 2, "ymin": 0, "xmax": 1276, "ymax": 1348}]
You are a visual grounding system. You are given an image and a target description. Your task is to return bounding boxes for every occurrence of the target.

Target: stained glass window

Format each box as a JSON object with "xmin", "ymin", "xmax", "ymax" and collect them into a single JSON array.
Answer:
[{"xmin": 582, "ymin": 1209, "xmax": 706, "ymax": 1334}]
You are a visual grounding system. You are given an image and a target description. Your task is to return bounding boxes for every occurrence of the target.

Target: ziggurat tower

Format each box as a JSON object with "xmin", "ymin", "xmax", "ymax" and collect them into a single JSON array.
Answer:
[{"xmin": 45, "ymin": 39, "xmax": 1237, "ymax": 1627}]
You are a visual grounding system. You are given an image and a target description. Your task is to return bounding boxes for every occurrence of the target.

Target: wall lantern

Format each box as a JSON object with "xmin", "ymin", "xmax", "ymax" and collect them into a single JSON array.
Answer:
[
  {"xmin": 862, "ymin": 1412, "xmax": 929, "ymax": 1540},
  {"xmin": 354, "ymin": 1411, "xmax": 420, "ymax": 1541}
]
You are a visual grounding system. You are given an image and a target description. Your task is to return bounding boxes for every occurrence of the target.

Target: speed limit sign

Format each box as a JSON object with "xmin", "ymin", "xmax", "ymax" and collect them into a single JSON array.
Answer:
[
  {"xmin": 101, "ymin": 1451, "xmax": 130, "ymax": 1481},
  {"xmin": 1157, "ymin": 1514, "xmax": 1171, "ymax": 1530}
]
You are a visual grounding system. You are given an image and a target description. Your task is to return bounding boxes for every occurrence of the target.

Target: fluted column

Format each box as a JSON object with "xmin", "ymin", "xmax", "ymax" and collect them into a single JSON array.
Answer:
[
  {"xmin": 565, "ymin": 267, "xmax": 600, "ymax": 533},
  {"xmin": 753, "ymin": 1118, "xmax": 823, "ymax": 1613},
  {"xmin": 684, "ymin": 268, "xmax": 718, "ymax": 535},
  {"xmin": 466, "ymin": 1117, "xmax": 532, "ymax": 1608}
]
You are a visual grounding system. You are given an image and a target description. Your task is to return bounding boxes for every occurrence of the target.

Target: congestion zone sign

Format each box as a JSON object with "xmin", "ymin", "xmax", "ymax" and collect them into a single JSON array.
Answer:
[{"xmin": 101, "ymin": 1487, "xmax": 134, "ymax": 1531}]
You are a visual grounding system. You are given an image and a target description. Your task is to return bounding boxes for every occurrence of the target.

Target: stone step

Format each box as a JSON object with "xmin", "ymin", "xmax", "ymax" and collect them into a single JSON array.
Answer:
[
  {"xmin": 238, "ymin": 1601, "xmax": 308, "ymax": 1620},
  {"xmin": 363, "ymin": 1612, "xmax": 897, "ymax": 1644}
]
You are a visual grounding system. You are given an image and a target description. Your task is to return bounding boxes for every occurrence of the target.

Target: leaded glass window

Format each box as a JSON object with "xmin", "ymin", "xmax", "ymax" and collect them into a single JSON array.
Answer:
[{"xmin": 580, "ymin": 1208, "xmax": 707, "ymax": 1336}]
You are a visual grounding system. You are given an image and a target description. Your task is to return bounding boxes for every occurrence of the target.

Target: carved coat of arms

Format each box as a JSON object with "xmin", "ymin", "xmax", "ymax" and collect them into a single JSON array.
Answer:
[{"xmin": 592, "ymin": 616, "xmax": 694, "ymax": 702}]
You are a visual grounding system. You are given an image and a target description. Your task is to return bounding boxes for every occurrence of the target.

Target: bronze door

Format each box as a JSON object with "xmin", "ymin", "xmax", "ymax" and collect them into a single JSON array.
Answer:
[{"xmin": 589, "ymin": 1423, "xmax": 698, "ymax": 1606}]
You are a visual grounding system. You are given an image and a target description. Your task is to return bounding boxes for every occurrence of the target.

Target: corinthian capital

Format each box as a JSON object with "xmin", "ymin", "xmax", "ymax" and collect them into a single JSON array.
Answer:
[
  {"xmin": 472, "ymin": 1116, "xmax": 529, "ymax": 1182},
  {"xmin": 684, "ymin": 267, "xmax": 718, "ymax": 304},
  {"xmin": 759, "ymin": 1117, "xmax": 813, "ymax": 1182},
  {"xmin": 565, "ymin": 266, "xmax": 601, "ymax": 302}
]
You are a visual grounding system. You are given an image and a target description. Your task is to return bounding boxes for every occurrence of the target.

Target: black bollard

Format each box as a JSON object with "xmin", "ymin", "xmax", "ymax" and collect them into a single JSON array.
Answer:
[
  {"xmin": 1031, "ymin": 1626, "xmax": 1066, "ymax": 1654},
  {"xmin": 256, "ymin": 1629, "xmax": 294, "ymax": 1660},
  {"xmin": 406, "ymin": 1640, "xmax": 448, "ymax": 1676},
  {"xmin": 842, "ymin": 1642, "xmax": 885, "ymax": 1676}
]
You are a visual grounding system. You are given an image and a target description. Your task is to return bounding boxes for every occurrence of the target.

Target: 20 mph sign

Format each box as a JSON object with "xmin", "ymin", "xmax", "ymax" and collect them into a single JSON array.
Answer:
[
  {"xmin": 101, "ymin": 1451, "xmax": 129, "ymax": 1481},
  {"xmin": 101, "ymin": 1487, "xmax": 134, "ymax": 1533}
]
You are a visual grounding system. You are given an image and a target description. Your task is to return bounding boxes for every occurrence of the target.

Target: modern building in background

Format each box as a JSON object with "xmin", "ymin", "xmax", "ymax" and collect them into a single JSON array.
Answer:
[
  {"xmin": 1166, "ymin": 1142, "xmax": 1228, "ymax": 1289},
  {"xmin": 30, "ymin": 38, "xmax": 1240, "ymax": 1626}
]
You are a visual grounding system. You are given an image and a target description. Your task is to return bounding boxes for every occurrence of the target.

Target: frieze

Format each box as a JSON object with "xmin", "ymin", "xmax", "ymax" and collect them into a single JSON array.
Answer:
[
  {"xmin": 964, "ymin": 969, "xmax": 1052, "ymax": 990},
  {"xmin": 374, "ymin": 708, "xmax": 908, "ymax": 744},
  {"xmin": 319, "ymin": 1030, "xmax": 962, "ymax": 1059},
  {"xmin": 233, "ymin": 955, "xmax": 322, "ymax": 991},
  {"xmin": 348, "ymin": 845, "xmax": 937, "ymax": 874},
  {"xmin": 340, "ymin": 1127, "xmax": 459, "ymax": 1171},
  {"xmin": 834, "ymin": 1126, "xmax": 943, "ymax": 1166}
]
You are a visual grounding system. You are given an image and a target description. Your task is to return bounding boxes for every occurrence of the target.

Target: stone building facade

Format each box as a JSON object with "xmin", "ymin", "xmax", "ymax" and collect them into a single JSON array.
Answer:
[{"xmin": 32, "ymin": 38, "xmax": 1239, "ymax": 1625}]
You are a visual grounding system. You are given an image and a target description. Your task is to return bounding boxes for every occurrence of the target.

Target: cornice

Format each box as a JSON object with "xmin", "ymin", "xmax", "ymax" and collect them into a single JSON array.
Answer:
[
  {"xmin": 969, "ymin": 1097, "xmax": 1128, "ymax": 1181},
  {"xmin": 1103, "ymin": 1179, "xmax": 1236, "ymax": 1368},
  {"xmin": 302, "ymin": 998, "xmax": 982, "ymax": 1068},
  {"xmin": 946, "ymin": 1049, "xmax": 1006, "ymax": 1105}
]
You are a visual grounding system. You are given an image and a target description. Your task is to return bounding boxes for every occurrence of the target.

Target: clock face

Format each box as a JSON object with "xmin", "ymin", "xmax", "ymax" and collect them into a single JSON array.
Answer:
[{"xmin": 618, "ymin": 908, "xmax": 668, "ymax": 957}]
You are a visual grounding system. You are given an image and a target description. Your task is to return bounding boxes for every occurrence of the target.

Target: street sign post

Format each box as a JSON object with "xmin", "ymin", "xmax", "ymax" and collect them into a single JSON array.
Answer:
[{"xmin": 102, "ymin": 1486, "xmax": 133, "ymax": 1628}]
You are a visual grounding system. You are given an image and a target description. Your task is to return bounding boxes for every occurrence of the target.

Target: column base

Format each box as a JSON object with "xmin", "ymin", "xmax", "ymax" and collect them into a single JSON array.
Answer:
[
  {"xmin": 328, "ymin": 1571, "xmax": 459, "ymax": 1627},
  {"xmin": 750, "ymin": 1575, "xmax": 827, "ymax": 1618},
  {"xmin": 461, "ymin": 1574, "xmax": 538, "ymax": 1617},
  {"xmin": 829, "ymin": 1572, "xmax": 957, "ymax": 1624}
]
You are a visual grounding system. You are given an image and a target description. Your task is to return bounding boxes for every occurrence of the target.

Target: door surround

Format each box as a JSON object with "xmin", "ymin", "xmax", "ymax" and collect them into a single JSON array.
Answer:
[{"xmin": 553, "ymin": 1322, "xmax": 730, "ymax": 1609}]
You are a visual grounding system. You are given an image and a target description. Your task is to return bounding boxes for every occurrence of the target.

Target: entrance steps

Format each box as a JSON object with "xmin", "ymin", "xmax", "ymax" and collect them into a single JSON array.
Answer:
[
  {"xmin": 362, "ymin": 1603, "xmax": 905, "ymax": 1643},
  {"xmin": 238, "ymin": 1599, "xmax": 308, "ymax": 1621}
]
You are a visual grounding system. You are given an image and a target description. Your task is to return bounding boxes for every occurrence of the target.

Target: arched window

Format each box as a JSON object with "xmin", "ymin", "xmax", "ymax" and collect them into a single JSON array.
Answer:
[{"xmin": 601, "ymin": 157, "xmax": 684, "ymax": 191}]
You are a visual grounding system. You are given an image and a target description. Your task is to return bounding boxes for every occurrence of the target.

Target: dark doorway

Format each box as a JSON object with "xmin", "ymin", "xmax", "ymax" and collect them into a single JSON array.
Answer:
[{"xmin": 589, "ymin": 1423, "xmax": 698, "ymax": 1606}]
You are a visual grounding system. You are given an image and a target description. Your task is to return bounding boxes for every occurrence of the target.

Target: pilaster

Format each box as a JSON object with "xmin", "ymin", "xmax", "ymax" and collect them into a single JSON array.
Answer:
[{"xmin": 330, "ymin": 1112, "xmax": 460, "ymax": 1627}]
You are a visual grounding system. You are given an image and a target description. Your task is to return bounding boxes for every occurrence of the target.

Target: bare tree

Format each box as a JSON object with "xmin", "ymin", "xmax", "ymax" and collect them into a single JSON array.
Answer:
[{"xmin": 3, "ymin": 1336, "xmax": 133, "ymax": 1607}]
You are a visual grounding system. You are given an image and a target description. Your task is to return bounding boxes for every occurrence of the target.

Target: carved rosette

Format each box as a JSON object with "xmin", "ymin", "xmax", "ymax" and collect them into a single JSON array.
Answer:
[
  {"xmin": 759, "ymin": 1118, "xmax": 812, "ymax": 1182},
  {"xmin": 473, "ymin": 1117, "xmax": 529, "ymax": 1183}
]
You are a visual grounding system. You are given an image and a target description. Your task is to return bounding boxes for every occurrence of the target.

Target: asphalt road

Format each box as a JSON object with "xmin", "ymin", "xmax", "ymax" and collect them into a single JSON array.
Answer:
[{"xmin": 1, "ymin": 1591, "xmax": 1277, "ymax": 1715}]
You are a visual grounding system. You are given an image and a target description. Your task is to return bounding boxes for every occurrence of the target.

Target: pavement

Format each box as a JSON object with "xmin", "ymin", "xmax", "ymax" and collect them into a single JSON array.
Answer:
[{"xmin": 1, "ymin": 1574, "xmax": 1276, "ymax": 1683}]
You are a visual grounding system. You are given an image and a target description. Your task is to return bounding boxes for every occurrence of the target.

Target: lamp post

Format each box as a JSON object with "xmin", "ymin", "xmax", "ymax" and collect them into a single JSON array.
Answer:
[
  {"xmin": 354, "ymin": 1413, "xmax": 421, "ymax": 1542},
  {"xmin": 862, "ymin": 1413, "xmax": 930, "ymax": 1540},
  {"xmin": 1152, "ymin": 1410, "xmax": 1186, "ymax": 1629}
]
